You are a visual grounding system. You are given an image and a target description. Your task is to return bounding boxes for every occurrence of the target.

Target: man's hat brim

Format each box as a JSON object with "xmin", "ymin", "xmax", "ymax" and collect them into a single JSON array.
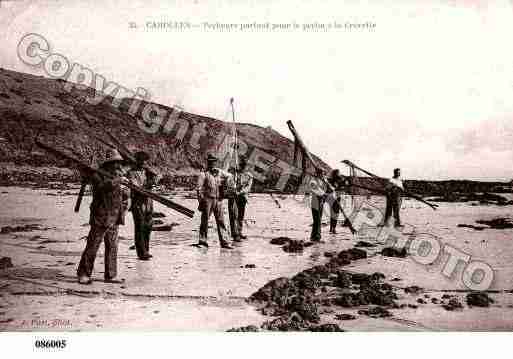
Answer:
[
  {"xmin": 135, "ymin": 151, "xmax": 150, "ymax": 162},
  {"xmin": 101, "ymin": 148, "xmax": 125, "ymax": 167},
  {"xmin": 101, "ymin": 158, "xmax": 125, "ymax": 166}
]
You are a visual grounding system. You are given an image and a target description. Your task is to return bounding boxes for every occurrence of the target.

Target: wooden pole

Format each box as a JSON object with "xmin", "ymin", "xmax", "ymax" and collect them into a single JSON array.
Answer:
[
  {"xmin": 36, "ymin": 139, "xmax": 195, "ymax": 218},
  {"xmin": 341, "ymin": 160, "xmax": 438, "ymax": 210},
  {"xmin": 286, "ymin": 120, "xmax": 357, "ymax": 234},
  {"xmin": 74, "ymin": 179, "xmax": 88, "ymax": 213}
]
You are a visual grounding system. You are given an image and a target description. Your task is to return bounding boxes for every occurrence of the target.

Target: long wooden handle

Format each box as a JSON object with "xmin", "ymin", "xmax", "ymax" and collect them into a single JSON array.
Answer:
[
  {"xmin": 92, "ymin": 133, "xmax": 158, "ymax": 177},
  {"xmin": 120, "ymin": 178, "xmax": 194, "ymax": 218},
  {"xmin": 287, "ymin": 120, "xmax": 356, "ymax": 234},
  {"xmin": 286, "ymin": 120, "xmax": 320, "ymax": 171},
  {"xmin": 36, "ymin": 139, "xmax": 194, "ymax": 218},
  {"xmin": 74, "ymin": 180, "xmax": 88, "ymax": 213},
  {"xmin": 342, "ymin": 160, "xmax": 438, "ymax": 210},
  {"xmin": 342, "ymin": 160, "xmax": 381, "ymax": 179}
]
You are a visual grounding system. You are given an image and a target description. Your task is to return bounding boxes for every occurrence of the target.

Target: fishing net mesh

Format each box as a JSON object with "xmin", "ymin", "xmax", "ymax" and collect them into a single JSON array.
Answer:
[{"xmin": 340, "ymin": 161, "xmax": 388, "ymax": 225}]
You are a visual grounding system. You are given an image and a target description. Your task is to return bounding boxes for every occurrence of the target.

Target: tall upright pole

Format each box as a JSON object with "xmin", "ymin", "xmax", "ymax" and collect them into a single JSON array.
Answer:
[
  {"xmin": 286, "ymin": 120, "xmax": 357, "ymax": 234},
  {"xmin": 230, "ymin": 98, "xmax": 238, "ymax": 186}
]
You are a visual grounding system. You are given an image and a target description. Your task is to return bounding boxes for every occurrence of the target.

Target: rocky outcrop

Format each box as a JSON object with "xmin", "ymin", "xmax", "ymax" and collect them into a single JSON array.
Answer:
[
  {"xmin": 0, "ymin": 257, "xmax": 13, "ymax": 270},
  {"xmin": 466, "ymin": 292, "xmax": 494, "ymax": 307},
  {"xmin": 248, "ymin": 246, "xmax": 404, "ymax": 331},
  {"xmin": 0, "ymin": 68, "xmax": 330, "ymax": 191}
]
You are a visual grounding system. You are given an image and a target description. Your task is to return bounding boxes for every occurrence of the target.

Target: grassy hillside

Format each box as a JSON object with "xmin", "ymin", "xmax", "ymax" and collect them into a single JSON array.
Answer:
[
  {"xmin": 1, "ymin": 68, "xmax": 511, "ymax": 195},
  {"xmin": 0, "ymin": 68, "xmax": 328, "ymax": 190}
]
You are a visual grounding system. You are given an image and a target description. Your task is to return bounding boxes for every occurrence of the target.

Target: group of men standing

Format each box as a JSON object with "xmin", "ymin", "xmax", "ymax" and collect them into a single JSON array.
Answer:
[
  {"xmin": 76, "ymin": 149, "xmax": 254, "ymax": 284},
  {"xmin": 195, "ymin": 154, "xmax": 253, "ymax": 249},
  {"xmin": 309, "ymin": 168, "xmax": 348, "ymax": 242},
  {"xmin": 75, "ymin": 145, "xmax": 402, "ymax": 284},
  {"xmin": 309, "ymin": 167, "xmax": 404, "ymax": 242}
]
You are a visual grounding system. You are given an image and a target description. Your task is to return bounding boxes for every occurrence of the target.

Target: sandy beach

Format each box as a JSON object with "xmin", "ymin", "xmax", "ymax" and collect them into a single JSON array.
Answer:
[{"xmin": 1, "ymin": 186, "xmax": 512, "ymax": 331}]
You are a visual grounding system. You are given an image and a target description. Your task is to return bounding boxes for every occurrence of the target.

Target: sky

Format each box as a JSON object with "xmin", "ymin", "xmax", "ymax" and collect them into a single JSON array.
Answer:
[{"xmin": 1, "ymin": 0, "xmax": 513, "ymax": 181}]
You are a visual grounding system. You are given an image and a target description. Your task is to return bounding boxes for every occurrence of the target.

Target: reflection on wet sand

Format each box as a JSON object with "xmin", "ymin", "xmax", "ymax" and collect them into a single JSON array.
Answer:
[{"xmin": 1, "ymin": 187, "xmax": 513, "ymax": 331}]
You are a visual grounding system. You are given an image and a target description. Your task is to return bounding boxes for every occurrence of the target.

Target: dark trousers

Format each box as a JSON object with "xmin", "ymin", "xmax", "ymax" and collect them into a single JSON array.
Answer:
[
  {"xmin": 322, "ymin": 193, "xmax": 340, "ymax": 233},
  {"xmin": 77, "ymin": 224, "xmax": 119, "ymax": 279},
  {"xmin": 329, "ymin": 198, "xmax": 340, "ymax": 232},
  {"xmin": 132, "ymin": 209, "xmax": 152, "ymax": 258},
  {"xmin": 228, "ymin": 195, "xmax": 247, "ymax": 237},
  {"xmin": 310, "ymin": 195, "xmax": 325, "ymax": 241},
  {"xmin": 199, "ymin": 198, "xmax": 229, "ymax": 244},
  {"xmin": 384, "ymin": 194, "xmax": 402, "ymax": 226},
  {"xmin": 227, "ymin": 198, "xmax": 240, "ymax": 239}
]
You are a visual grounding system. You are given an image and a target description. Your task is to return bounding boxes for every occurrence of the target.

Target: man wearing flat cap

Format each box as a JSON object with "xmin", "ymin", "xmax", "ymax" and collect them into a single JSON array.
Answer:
[
  {"xmin": 127, "ymin": 150, "xmax": 158, "ymax": 260},
  {"xmin": 195, "ymin": 154, "xmax": 234, "ymax": 249},
  {"xmin": 77, "ymin": 149, "xmax": 129, "ymax": 284}
]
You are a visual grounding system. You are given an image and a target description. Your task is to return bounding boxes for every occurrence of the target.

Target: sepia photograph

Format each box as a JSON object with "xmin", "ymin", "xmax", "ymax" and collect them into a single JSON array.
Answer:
[{"xmin": 1, "ymin": 0, "xmax": 513, "ymax": 356}]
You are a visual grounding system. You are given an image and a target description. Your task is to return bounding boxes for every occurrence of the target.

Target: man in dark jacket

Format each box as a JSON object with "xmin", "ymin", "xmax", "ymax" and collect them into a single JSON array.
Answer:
[
  {"xmin": 77, "ymin": 149, "xmax": 129, "ymax": 284},
  {"xmin": 127, "ymin": 151, "xmax": 157, "ymax": 260},
  {"xmin": 310, "ymin": 167, "xmax": 328, "ymax": 242},
  {"xmin": 327, "ymin": 169, "xmax": 343, "ymax": 234},
  {"xmin": 231, "ymin": 156, "xmax": 253, "ymax": 239},
  {"xmin": 382, "ymin": 168, "xmax": 404, "ymax": 228}
]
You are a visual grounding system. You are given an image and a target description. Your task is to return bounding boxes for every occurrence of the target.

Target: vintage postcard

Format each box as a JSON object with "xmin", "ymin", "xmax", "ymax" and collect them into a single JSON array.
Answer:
[{"xmin": 1, "ymin": 0, "xmax": 512, "ymax": 356}]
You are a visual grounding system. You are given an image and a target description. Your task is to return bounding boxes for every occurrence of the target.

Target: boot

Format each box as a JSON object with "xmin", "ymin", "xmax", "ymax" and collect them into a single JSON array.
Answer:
[
  {"xmin": 78, "ymin": 275, "xmax": 92, "ymax": 285},
  {"xmin": 104, "ymin": 277, "xmax": 125, "ymax": 284},
  {"xmin": 220, "ymin": 241, "xmax": 233, "ymax": 249},
  {"xmin": 197, "ymin": 240, "xmax": 209, "ymax": 248},
  {"xmin": 329, "ymin": 219, "xmax": 338, "ymax": 234}
]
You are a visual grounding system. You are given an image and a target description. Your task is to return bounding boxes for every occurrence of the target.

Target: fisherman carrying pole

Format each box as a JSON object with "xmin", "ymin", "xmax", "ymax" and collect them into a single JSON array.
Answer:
[
  {"xmin": 326, "ymin": 168, "xmax": 346, "ymax": 234},
  {"xmin": 380, "ymin": 167, "xmax": 404, "ymax": 228},
  {"xmin": 196, "ymin": 153, "xmax": 235, "ymax": 249},
  {"xmin": 127, "ymin": 150, "xmax": 158, "ymax": 260},
  {"xmin": 341, "ymin": 159, "xmax": 437, "ymax": 211},
  {"xmin": 228, "ymin": 156, "xmax": 253, "ymax": 240},
  {"xmin": 309, "ymin": 167, "xmax": 329, "ymax": 242},
  {"xmin": 225, "ymin": 97, "xmax": 254, "ymax": 241},
  {"xmin": 287, "ymin": 120, "xmax": 357, "ymax": 236},
  {"xmin": 225, "ymin": 165, "xmax": 241, "ymax": 242},
  {"xmin": 77, "ymin": 149, "xmax": 130, "ymax": 285},
  {"xmin": 35, "ymin": 138, "xmax": 195, "ymax": 284}
]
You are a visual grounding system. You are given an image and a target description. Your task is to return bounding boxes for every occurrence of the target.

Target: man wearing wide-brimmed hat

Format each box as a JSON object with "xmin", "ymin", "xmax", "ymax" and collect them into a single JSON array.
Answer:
[
  {"xmin": 127, "ymin": 150, "xmax": 158, "ymax": 260},
  {"xmin": 77, "ymin": 149, "xmax": 129, "ymax": 284},
  {"xmin": 195, "ymin": 153, "xmax": 234, "ymax": 249}
]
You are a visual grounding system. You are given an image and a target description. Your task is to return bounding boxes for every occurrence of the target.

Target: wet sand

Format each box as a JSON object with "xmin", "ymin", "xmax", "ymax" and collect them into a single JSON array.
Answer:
[{"xmin": 1, "ymin": 187, "xmax": 513, "ymax": 331}]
